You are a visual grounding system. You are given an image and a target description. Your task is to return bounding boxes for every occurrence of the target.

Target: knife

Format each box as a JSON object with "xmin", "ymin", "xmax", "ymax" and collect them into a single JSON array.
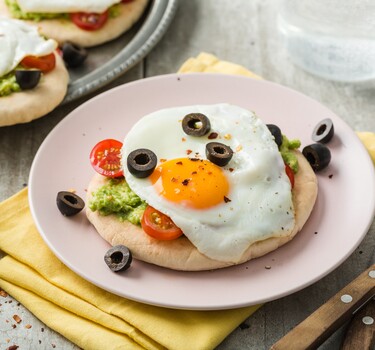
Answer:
[{"xmin": 270, "ymin": 259, "xmax": 375, "ymax": 350}]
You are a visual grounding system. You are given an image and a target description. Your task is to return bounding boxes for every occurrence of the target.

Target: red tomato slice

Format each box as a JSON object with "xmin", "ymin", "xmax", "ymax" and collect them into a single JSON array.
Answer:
[
  {"xmin": 20, "ymin": 53, "xmax": 56, "ymax": 73},
  {"xmin": 141, "ymin": 206, "xmax": 183, "ymax": 241},
  {"xmin": 90, "ymin": 139, "xmax": 123, "ymax": 178},
  {"xmin": 70, "ymin": 11, "xmax": 108, "ymax": 31},
  {"xmin": 285, "ymin": 164, "xmax": 295, "ymax": 188}
]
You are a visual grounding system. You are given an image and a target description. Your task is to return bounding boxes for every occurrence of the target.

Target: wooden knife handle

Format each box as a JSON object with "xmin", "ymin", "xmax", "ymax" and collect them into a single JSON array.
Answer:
[
  {"xmin": 340, "ymin": 299, "xmax": 375, "ymax": 350},
  {"xmin": 270, "ymin": 264, "xmax": 375, "ymax": 350}
]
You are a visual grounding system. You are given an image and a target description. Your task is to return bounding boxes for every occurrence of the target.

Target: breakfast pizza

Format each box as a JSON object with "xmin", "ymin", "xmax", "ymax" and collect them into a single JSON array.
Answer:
[
  {"xmin": 0, "ymin": 0, "xmax": 149, "ymax": 47},
  {"xmin": 0, "ymin": 17, "xmax": 69, "ymax": 126},
  {"xmin": 83, "ymin": 104, "xmax": 319, "ymax": 271}
]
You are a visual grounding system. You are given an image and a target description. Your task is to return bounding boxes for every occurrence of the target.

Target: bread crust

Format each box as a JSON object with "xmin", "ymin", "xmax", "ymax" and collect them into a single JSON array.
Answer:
[
  {"xmin": 0, "ymin": 53, "xmax": 69, "ymax": 126},
  {"xmin": 86, "ymin": 151, "xmax": 318, "ymax": 271},
  {"xmin": 0, "ymin": 0, "xmax": 148, "ymax": 47}
]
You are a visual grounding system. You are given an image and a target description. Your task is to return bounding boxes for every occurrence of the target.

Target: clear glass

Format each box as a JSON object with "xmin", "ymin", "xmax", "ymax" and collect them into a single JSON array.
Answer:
[{"xmin": 278, "ymin": 0, "xmax": 375, "ymax": 82}]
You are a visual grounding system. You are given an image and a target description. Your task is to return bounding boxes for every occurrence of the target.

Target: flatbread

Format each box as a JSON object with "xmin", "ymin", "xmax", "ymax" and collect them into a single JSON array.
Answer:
[
  {"xmin": 86, "ymin": 151, "xmax": 318, "ymax": 271},
  {"xmin": 0, "ymin": 0, "xmax": 149, "ymax": 47},
  {"xmin": 0, "ymin": 53, "xmax": 69, "ymax": 127}
]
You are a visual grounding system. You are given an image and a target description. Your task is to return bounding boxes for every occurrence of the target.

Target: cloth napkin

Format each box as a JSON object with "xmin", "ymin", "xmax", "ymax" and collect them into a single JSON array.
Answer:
[{"xmin": 1, "ymin": 53, "xmax": 374, "ymax": 350}]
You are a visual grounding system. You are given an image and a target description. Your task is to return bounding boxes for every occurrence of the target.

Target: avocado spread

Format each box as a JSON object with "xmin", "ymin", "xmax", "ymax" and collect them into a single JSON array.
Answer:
[
  {"xmin": 5, "ymin": 0, "xmax": 66, "ymax": 20},
  {"xmin": 280, "ymin": 135, "xmax": 301, "ymax": 173},
  {"xmin": 5, "ymin": 0, "xmax": 120, "ymax": 20},
  {"xmin": 0, "ymin": 73, "xmax": 21, "ymax": 97},
  {"xmin": 89, "ymin": 178, "xmax": 147, "ymax": 225}
]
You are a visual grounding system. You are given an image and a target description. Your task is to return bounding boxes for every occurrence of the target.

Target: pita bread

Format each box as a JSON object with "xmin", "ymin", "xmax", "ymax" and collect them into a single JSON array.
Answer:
[
  {"xmin": 0, "ymin": 0, "xmax": 149, "ymax": 47},
  {"xmin": 0, "ymin": 53, "xmax": 69, "ymax": 127},
  {"xmin": 86, "ymin": 151, "xmax": 318, "ymax": 271}
]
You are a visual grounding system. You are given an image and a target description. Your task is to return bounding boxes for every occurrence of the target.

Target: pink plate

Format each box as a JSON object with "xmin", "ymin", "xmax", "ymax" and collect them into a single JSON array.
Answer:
[{"xmin": 29, "ymin": 73, "xmax": 375, "ymax": 310}]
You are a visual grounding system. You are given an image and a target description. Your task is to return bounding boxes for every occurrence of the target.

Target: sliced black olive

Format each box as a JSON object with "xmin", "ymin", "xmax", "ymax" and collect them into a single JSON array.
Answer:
[
  {"xmin": 15, "ymin": 69, "xmax": 41, "ymax": 90},
  {"xmin": 302, "ymin": 143, "xmax": 331, "ymax": 172},
  {"xmin": 182, "ymin": 113, "xmax": 211, "ymax": 137},
  {"xmin": 56, "ymin": 191, "xmax": 85, "ymax": 216},
  {"xmin": 312, "ymin": 118, "xmax": 334, "ymax": 143},
  {"xmin": 61, "ymin": 42, "xmax": 88, "ymax": 68},
  {"xmin": 104, "ymin": 245, "xmax": 132, "ymax": 272},
  {"xmin": 127, "ymin": 148, "xmax": 157, "ymax": 178},
  {"xmin": 266, "ymin": 124, "xmax": 283, "ymax": 148},
  {"xmin": 206, "ymin": 142, "xmax": 233, "ymax": 166}
]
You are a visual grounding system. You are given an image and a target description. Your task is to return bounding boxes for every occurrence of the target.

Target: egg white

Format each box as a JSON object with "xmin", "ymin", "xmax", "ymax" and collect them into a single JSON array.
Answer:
[
  {"xmin": 122, "ymin": 104, "xmax": 295, "ymax": 263},
  {"xmin": 0, "ymin": 17, "xmax": 57, "ymax": 77}
]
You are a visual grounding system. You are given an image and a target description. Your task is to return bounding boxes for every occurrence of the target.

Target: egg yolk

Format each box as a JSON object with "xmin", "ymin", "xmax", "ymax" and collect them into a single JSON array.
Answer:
[{"xmin": 149, "ymin": 158, "xmax": 230, "ymax": 209}]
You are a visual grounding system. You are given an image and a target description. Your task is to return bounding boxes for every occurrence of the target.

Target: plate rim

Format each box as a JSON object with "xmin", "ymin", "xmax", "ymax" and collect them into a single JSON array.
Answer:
[{"xmin": 63, "ymin": 0, "xmax": 179, "ymax": 104}]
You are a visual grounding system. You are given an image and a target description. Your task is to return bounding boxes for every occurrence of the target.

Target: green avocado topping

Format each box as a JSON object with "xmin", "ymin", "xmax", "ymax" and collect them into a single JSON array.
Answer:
[
  {"xmin": 5, "ymin": 0, "xmax": 67, "ymax": 20},
  {"xmin": 0, "ymin": 73, "xmax": 21, "ymax": 97},
  {"xmin": 280, "ymin": 135, "xmax": 301, "ymax": 173},
  {"xmin": 89, "ymin": 178, "xmax": 147, "ymax": 225},
  {"xmin": 5, "ymin": 0, "xmax": 120, "ymax": 21}
]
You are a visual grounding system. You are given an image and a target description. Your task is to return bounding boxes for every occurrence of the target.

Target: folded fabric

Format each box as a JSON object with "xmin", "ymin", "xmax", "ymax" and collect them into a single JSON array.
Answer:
[{"xmin": 0, "ymin": 53, "xmax": 264, "ymax": 350}]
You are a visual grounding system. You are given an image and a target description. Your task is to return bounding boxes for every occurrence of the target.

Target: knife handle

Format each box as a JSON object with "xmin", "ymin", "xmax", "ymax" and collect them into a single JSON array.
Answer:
[
  {"xmin": 270, "ymin": 264, "xmax": 375, "ymax": 350},
  {"xmin": 340, "ymin": 299, "xmax": 375, "ymax": 350}
]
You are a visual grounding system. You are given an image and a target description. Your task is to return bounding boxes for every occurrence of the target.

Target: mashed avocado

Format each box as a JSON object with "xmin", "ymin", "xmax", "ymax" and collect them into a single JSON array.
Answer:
[
  {"xmin": 5, "ymin": 0, "xmax": 119, "ymax": 20},
  {"xmin": 89, "ymin": 178, "xmax": 147, "ymax": 225},
  {"xmin": 5, "ymin": 0, "xmax": 66, "ymax": 20},
  {"xmin": 0, "ymin": 73, "xmax": 21, "ymax": 97},
  {"xmin": 280, "ymin": 135, "xmax": 301, "ymax": 173}
]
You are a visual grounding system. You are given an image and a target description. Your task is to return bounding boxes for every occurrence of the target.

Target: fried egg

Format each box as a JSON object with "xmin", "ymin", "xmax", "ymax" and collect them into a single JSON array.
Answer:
[
  {"xmin": 122, "ymin": 104, "xmax": 295, "ymax": 263},
  {"xmin": 16, "ymin": 0, "xmax": 122, "ymax": 13},
  {"xmin": 0, "ymin": 17, "xmax": 57, "ymax": 77}
]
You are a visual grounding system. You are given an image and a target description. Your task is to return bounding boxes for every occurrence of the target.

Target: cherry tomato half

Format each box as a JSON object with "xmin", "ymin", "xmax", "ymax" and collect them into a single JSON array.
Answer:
[
  {"xmin": 285, "ymin": 164, "xmax": 295, "ymax": 189},
  {"xmin": 70, "ymin": 11, "xmax": 108, "ymax": 31},
  {"xmin": 90, "ymin": 139, "xmax": 123, "ymax": 178},
  {"xmin": 21, "ymin": 53, "xmax": 56, "ymax": 73},
  {"xmin": 141, "ymin": 206, "xmax": 183, "ymax": 241}
]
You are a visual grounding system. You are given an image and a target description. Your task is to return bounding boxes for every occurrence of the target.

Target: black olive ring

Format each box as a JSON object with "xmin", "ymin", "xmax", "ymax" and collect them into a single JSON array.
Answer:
[
  {"xmin": 56, "ymin": 191, "xmax": 85, "ymax": 216},
  {"xmin": 312, "ymin": 118, "xmax": 334, "ymax": 143},
  {"xmin": 206, "ymin": 142, "xmax": 233, "ymax": 167},
  {"xmin": 127, "ymin": 148, "xmax": 157, "ymax": 178},
  {"xmin": 302, "ymin": 143, "xmax": 331, "ymax": 172},
  {"xmin": 266, "ymin": 124, "xmax": 283, "ymax": 148},
  {"xmin": 104, "ymin": 245, "xmax": 132, "ymax": 272},
  {"xmin": 61, "ymin": 42, "xmax": 88, "ymax": 68},
  {"xmin": 15, "ymin": 69, "xmax": 41, "ymax": 90},
  {"xmin": 182, "ymin": 113, "xmax": 211, "ymax": 137}
]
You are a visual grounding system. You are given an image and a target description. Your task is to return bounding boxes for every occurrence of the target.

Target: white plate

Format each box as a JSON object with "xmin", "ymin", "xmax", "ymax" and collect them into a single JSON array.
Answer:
[{"xmin": 29, "ymin": 73, "xmax": 375, "ymax": 310}]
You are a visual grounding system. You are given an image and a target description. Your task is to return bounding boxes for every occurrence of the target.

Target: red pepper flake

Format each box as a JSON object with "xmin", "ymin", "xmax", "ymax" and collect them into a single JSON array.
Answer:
[
  {"xmin": 181, "ymin": 137, "xmax": 186, "ymax": 142},
  {"xmin": 189, "ymin": 158, "xmax": 200, "ymax": 162},
  {"xmin": 171, "ymin": 177, "xmax": 178, "ymax": 182},
  {"xmin": 229, "ymin": 168, "xmax": 234, "ymax": 172},
  {"xmin": 328, "ymin": 174, "xmax": 333, "ymax": 179},
  {"xmin": 182, "ymin": 179, "xmax": 190, "ymax": 186},
  {"xmin": 208, "ymin": 171, "xmax": 212, "ymax": 175},
  {"xmin": 186, "ymin": 149, "xmax": 192, "ymax": 155},
  {"xmin": 176, "ymin": 161, "xmax": 183, "ymax": 165},
  {"xmin": 191, "ymin": 171, "xmax": 197, "ymax": 175},
  {"xmin": 25, "ymin": 324, "xmax": 32, "ymax": 329},
  {"xmin": 224, "ymin": 196, "xmax": 231, "ymax": 203},
  {"xmin": 12, "ymin": 324, "xmax": 16, "ymax": 329},
  {"xmin": 6, "ymin": 345, "xmax": 19, "ymax": 350},
  {"xmin": 208, "ymin": 132, "xmax": 218, "ymax": 139},
  {"xmin": 12, "ymin": 315, "xmax": 21, "ymax": 323},
  {"xmin": 0, "ymin": 290, "xmax": 8, "ymax": 297}
]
